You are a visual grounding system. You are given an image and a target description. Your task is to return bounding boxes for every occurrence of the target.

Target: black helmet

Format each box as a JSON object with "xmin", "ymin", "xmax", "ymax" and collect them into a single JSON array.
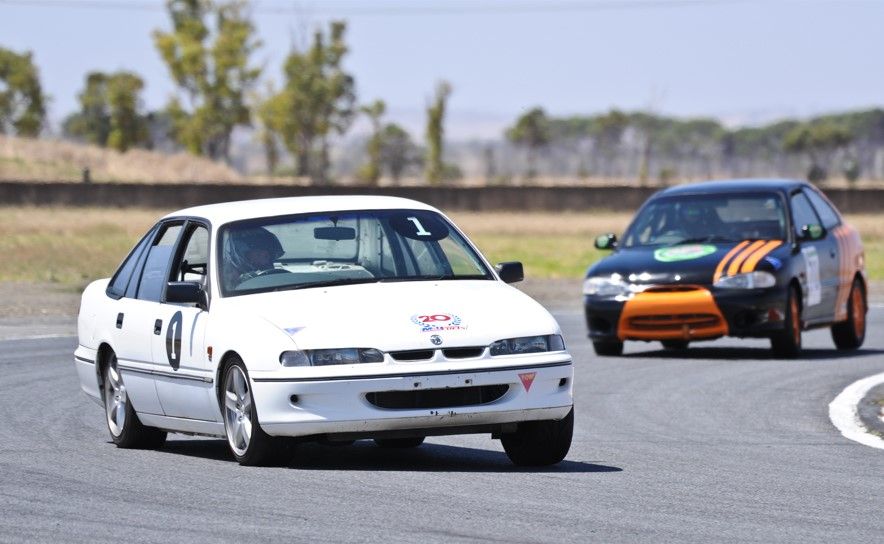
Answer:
[{"xmin": 224, "ymin": 227, "xmax": 284, "ymax": 273}]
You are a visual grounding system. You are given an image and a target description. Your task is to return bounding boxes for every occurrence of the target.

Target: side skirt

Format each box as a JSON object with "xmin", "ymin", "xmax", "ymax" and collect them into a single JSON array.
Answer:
[{"xmin": 138, "ymin": 413, "xmax": 225, "ymax": 438}]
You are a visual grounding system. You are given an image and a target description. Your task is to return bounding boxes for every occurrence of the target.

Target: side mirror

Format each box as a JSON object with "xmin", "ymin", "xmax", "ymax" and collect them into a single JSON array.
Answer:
[
  {"xmin": 495, "ymin": 261, "xmax": 524, "ymax": 284},
  {"xmin": 799, "ymin": 224, "xmax": 826, "ymax": 241},
  {"xmin": 166, "ymin": 281, "xmax": 207, "ymax": 310},
  {"xmin": 594, "ymin": 233, "xmax": 617, "ymax": 250}
]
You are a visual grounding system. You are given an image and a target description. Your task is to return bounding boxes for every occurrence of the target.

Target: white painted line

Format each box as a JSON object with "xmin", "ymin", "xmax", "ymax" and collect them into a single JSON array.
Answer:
[
  {"xmin": 828, "ymin": 372, "xmax": 884, "ymax": 450},
  {"xmin": 870, "ymin": 303, "xmax": 884, "ymax": 309}
]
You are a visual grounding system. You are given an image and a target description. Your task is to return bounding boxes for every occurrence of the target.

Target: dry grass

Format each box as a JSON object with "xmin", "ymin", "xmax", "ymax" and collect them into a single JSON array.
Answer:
[
  {"xmin": 0, "ymin": 135, "xmax": 242, "ymax": 183},
  {"xmin": 1, "ymin": 207, "xmax": 881, "ymax": 289}
]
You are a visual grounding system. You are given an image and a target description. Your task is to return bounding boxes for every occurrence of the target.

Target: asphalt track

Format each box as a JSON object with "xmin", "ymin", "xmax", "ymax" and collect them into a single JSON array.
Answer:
[{"xmin": 1, "ymin": 311, "xmax": 883, "ymax": 543}]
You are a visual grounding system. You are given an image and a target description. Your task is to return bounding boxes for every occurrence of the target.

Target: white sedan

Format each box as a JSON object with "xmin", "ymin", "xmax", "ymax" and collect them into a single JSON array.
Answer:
[{"xmin": 74, "ymin": 196, "xmax": 574, "ymax": 466}]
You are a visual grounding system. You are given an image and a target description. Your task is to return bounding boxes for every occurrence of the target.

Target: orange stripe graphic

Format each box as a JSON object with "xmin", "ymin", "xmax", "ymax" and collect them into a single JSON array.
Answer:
[
  {"xmin": 740, "ymin": 240, "xmax": 783, "ymax": 273},
  {"xmin": 727, "ymin": 240, "xmax": 766, "ymax": 276},
  {"xmin": 713, "ymin": 240, "xmax": 750, "ymax": 282}
]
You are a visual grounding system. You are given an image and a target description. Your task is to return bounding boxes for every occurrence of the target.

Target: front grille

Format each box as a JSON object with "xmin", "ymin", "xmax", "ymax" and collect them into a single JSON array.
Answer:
[
  {"xmin": 389, "ymin": 350, "xmax": 434, "ymax": 361},
  {"xmin": 366, "ymin": 384, "xmax": 509, "ymax": 410},
  {"xmin": 442, "ymin": 347, "xmax": 484, "ymax": 359},
  {"xmin": 643, "ymin": 285, "xmax": 701, "ymax": 293},
  {"xmin": 628, "ymin": 313, "xmax": 722, "ymax": 331}
]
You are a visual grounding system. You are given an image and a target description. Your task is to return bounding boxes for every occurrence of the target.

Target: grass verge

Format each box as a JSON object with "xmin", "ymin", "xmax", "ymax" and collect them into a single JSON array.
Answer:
[{"xmin": 1, "ymin": 207, "xmax": 881, "ymax": 289}]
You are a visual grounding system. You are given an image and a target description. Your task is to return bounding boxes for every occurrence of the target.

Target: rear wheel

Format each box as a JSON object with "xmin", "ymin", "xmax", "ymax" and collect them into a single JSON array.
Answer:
[
  {"xmin": 103, "ymin": 351, "xmax": 166, "ymax": 449},
  {"xmin": 222, "ymin": 357, "xmax": 288, "ymax": 466},
  {"xmin": 501, "ymin": 408, "xmax": 573, "ymax": 466},
  {"xmin": 771, "ymin": 286, "xmax": 802, "ymax": 358},
  {"xmin": 374, "ymin": 437, "xmax": 425, "ymax": 448},
  {"xmin": 832, "ymin": 278, "xmax": 866, "ymax": 350},
  {"xmin": 661, "ymin": 340, "xmax": 689, "ymax": 351},
  {"xmin": 592, "ymin": 340, "xmax": 623, "ymax": 356}
]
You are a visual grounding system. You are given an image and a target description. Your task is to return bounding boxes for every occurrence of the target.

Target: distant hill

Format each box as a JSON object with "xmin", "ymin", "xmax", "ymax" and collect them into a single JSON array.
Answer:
[{"xmin": 0, "ymin": 135, "xmax": 243, "ymax": 183}]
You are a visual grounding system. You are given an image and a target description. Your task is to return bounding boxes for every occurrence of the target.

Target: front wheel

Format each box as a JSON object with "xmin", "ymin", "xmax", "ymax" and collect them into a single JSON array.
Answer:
[
  {"xmin": 103, "ymin": 352, "xmax": 166, "ymax": 449},
  {"xmin": 223, "ymin": 358, "xmax": 288, "ymax": 466},
  {"xmin": 771, "ymin": 286, "xmax": 802, "ymax": 358},
  {"xmin": 501, "ymin": 408, "xmax": 573, "ymax": 466},
  {"xmin": 831, "ymin": 278, "xmax": 866, "ymax": 350}
]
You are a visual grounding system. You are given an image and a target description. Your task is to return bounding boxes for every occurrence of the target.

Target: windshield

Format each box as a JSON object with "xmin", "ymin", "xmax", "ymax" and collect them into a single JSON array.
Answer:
[
  {"xmin": 218, "ymin": 209, "xmax": 493, "ymax": 296},
  {"xmin": 622, "ymin": 193, "xmax": 787, "ymax": 248}
]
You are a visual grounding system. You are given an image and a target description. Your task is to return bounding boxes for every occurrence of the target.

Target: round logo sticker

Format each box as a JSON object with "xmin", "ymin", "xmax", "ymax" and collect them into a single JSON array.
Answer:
[{"xmin": 653, "ymin": 244, "xmax": 716, "ymax": 262}]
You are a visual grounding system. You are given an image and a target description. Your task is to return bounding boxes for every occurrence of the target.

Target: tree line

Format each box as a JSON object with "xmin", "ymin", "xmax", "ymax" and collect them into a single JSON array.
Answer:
[{"xmin": 2, "ymin": 0, "xmax": 884, "ymax": 185}]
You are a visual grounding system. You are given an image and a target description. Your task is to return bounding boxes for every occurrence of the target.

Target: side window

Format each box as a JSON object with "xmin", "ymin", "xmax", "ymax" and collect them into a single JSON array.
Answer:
[
  {"xmin": 790, "ymin": 192, "xmax": 822, "ymax": 236},
  {"xmin": 136, "ymin": 223, "xmax": 183, "ymax": 302},
  {"xmin": 173, "ymin": 225, "xmax": 210, "ymax": 285},
  {"xmin": 107, "ymin": 228, "xmax": 154, "ymax": 299},
  {"xmin": 803, "ymin": 189, "xmax": 841, "ymax": 229}
]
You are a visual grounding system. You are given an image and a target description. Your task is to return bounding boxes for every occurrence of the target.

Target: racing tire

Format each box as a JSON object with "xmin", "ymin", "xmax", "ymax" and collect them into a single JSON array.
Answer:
[
  {"xmin": 831, "ymin": 278, "xmax": 866, "ymax": 350},
  {"xmin": 501, "ymin": 407, "xmax": 573, "ymax": 467},
  {"xmin": 592, "ymin": 340, "xmax": 624, "ymax": 356},
  {"xmin": 103, "ymin": 351, "xmax": 166, "ymax": 449},
  {"xmin": 374, "ymin": 437, "xmax": 425, "ymax": 448},
  {"xmin": 661, "ymin": 340, "xmax": 689, "ymax": 351},
  {"xmin": 771, "ymin": 285, "xmax": 802, "ymax": 358},
  {"xmin": 222, "ymin": 357, "xmax": 289, "ymax": 466}
]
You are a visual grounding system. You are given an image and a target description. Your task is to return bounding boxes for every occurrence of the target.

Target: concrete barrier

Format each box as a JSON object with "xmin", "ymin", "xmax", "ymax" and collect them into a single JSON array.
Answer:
[{"xmin": 1, "ymin": 181, "xmax": 882, "ymax": 213}]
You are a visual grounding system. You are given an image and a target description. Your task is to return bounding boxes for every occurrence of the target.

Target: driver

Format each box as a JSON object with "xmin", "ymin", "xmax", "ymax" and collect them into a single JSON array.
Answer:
[
  {"xmin": 223, "ymin": 227, "xmax": 284, "ymax": 288},
  {"xmin": 677, "ymin": 201, "xmax": 722, "ymax": 238}
]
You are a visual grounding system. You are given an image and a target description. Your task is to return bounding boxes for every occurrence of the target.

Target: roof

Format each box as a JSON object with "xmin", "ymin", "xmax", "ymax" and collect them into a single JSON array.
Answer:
[
  {"xmin": 164, "ymin": 195, "xmax": 438, "ymax": 225},
  {"xmin": 657, "ymin": 178, "xmax": 808, "ymax": 197}
]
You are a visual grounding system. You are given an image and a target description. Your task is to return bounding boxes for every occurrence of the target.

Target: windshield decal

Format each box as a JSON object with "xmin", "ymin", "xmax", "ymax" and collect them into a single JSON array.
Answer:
[{"xmin": 653, "ymin": 244, "xmax": 716, "ymax": 262}]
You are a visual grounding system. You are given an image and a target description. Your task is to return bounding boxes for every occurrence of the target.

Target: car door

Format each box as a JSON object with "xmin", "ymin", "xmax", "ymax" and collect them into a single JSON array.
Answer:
[
  {"xmin": 112, "ymin": 221, "xmax": 184, "ymax": 416},
  {"xmin": 790, "ymin": 190, "xmax": 838, "ymax": 322},
  {"xmin": 150, "ymin": 222, "xmax": 218, "ymax": 422},
  {"xmin": 803, "ymin": 187, "xmax": 849, "ymax": 322}
]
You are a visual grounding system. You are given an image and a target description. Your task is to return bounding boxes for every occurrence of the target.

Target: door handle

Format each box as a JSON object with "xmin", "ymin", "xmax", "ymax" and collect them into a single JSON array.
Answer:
[
  {"xmin": 154, "ymin": 319, "xmax": 163, "ymax": 335},
  {"xmin": 116, "ymin": 313, "xmax": 124, "ymax": 329},
  {"xmin": 830, "ymin": 250, "xmax": 837, "ymax": 259}
]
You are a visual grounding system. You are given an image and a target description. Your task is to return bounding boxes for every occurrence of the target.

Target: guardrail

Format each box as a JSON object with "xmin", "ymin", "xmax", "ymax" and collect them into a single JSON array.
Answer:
[{"xmin": 1, "ymin": 181, "xmax": 882, "ymax": 213}]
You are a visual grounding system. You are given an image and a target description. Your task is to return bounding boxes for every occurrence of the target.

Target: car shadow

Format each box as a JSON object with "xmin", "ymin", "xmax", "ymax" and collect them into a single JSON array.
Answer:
[
  {"xmin": 623, "ymin": 346, "xmax": 884, "ymax": 361},
  {"xmin": 160, "ymin": 438, "xmax": 622, "ymax": 474}
]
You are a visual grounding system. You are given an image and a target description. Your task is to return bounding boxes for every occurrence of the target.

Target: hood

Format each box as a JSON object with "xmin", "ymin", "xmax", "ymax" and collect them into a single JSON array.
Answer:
[
  {"xmin": 587, "ymin": 240, "xmax": 790, "ymax": 286},
  {"xmin": 215, "ymin": 280, "xmax": 560, "ymax": 351}
]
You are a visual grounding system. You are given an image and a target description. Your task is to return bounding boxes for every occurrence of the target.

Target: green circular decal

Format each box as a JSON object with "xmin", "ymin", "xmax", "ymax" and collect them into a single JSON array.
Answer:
[{"xmin": 654, "ymin": 244, "xmax": 716, "ymax": 262}]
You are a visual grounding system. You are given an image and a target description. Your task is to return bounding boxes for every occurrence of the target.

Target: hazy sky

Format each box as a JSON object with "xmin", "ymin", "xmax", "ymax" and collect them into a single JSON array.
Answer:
[{"xmin": 2, "ymin": 0, "xmax": 883, "ymax": 138}]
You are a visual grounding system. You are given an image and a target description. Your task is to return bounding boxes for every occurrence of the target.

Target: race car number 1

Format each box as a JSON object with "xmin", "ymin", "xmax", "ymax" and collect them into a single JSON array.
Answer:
[{"xmin": 801, "ymin": 246, "xmax": 821, "ymax": 307}]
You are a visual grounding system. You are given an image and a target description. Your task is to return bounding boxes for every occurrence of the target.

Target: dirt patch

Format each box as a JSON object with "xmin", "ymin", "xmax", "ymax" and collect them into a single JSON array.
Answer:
[{"xmin": 0, "ymin": 282, "xmax": 80, "ymax": 318}]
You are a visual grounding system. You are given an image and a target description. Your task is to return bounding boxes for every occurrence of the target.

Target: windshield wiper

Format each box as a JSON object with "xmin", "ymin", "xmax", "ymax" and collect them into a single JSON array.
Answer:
[
  {"xmin": 674, "ymin": 235, "xmax": 738, "ymax": 244},
  {"xmin": 273, "ymin": 277, "xmax": 380, "ymax": 292}
]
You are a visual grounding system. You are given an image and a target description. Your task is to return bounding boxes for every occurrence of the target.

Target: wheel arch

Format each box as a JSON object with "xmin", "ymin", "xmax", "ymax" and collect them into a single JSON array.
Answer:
[
  {"xmin": 95, "ymin": 342, "xmax": 114, "ymax": 390},
  {"xmin": 214, "ymin": 350, "xmax": 242, "ymax": 410}
]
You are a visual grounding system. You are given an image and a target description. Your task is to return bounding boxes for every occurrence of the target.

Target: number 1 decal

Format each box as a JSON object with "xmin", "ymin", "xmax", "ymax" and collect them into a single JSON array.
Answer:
[
  {"xmin": 407, "ymin": 216, "xmax": 431, "ymax": 237},
  {"xmin": 166, "ymin": 310, "xmax": 183, "ymax": 370}
]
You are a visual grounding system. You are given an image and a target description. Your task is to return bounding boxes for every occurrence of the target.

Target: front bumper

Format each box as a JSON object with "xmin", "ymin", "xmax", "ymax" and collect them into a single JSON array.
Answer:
[
  {"xmin": 584, "ymin": 286, "xmax": 788, "ymax": 342},
  {"xmin": 249, "ymin": 355, "xmax": 574, "ymax": 438}
]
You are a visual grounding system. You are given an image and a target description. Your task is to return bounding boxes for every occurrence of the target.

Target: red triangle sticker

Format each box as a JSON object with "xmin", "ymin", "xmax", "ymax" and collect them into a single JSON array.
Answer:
[{"xmin": 519, "ymin": 372, "xmax": 537, "ymax": 392}]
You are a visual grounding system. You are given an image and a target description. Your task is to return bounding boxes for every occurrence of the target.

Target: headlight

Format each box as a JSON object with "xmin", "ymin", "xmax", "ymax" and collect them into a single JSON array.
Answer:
[
  {"xmin": 714, "ymin": 271, "xmax": 776, "ymax": 289},
  {"xmin": 583, "ymin": 275, "xmax": 630, "ymax": 297},
  {"xmin": 280, "ymin": 348, "xmax": 384, "ymax": 367},
  {"xmin": 490, "ymin": 335, "xmax": 565, "ymax": 356}
]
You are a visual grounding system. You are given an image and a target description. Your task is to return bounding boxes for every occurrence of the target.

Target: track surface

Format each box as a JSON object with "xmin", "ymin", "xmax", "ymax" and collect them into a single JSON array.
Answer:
[{"xmin": 1, "ymin": 311, "xmax": 883, "ymax": 543}]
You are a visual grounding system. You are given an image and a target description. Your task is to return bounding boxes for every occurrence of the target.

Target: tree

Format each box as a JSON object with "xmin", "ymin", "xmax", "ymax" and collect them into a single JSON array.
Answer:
[
  {"xmin": 153, "ymin": 0, "xmax": 262, "ymax": 162},
  {"xmin": 425, "ymin": 80, "xmax": 452, "ymax": 184},
  {"xmin": 260, "ymin": 20, "xmax": 356, "ymax": 184},
  {"xmin": 380, "ymin": 123, "xmax": 418, "ymax": 183},
  {"xmin": 506, "ymin": 107, "xmax": 551, "ymax": 179},
  {"xmin": 783, "ymin": 122, "xmax": 853, "ymax": 183},
  {"xmin": 357, "ymin": 99, "xmax": 385, "ymax": 185},
  {"xmin": 64, "ymin": 71, "xmax": 149, "ymax": 152},
  {"xmin": 0, "ymin": 47, "xmax": 46, "ymax": 137}
]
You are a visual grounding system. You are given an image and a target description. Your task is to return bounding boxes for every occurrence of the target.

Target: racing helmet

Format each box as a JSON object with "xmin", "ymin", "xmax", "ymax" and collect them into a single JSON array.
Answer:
[{"xmin": 224, "ymin": 227, "xmax": 284, "ymax": 273}]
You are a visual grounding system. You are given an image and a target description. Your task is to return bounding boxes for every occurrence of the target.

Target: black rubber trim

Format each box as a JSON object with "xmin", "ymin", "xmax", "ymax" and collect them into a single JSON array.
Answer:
[
  {"xmin": 74, "ymin": 355, "xmax": 95, "ymax": 365},
  {"xmin": 252, "ymin": 360, "xmax": 572, "ymax": 383},
  {"xmin": 118, "ymin": 364, "xmax": 213, "ymax": 384}
]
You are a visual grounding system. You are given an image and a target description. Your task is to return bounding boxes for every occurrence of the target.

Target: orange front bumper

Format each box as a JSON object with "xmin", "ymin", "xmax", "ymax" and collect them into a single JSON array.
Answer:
[{"xmin": 616, "ymin": 287, "xmax": 729, "ymax": 341}]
